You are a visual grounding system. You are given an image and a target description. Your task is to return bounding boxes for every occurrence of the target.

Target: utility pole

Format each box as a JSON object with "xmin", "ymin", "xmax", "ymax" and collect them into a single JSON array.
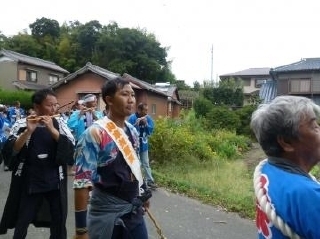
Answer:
[{"xmin": 210, "ymin": 44, "xmax": 213, "ymax": 83}]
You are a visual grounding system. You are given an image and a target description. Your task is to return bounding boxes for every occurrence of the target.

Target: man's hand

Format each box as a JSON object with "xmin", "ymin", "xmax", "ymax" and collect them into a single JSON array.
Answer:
[
  {"xmin": 140, "ymin": 117, "xmax": 147, "ymax": 124},
  {"xmin": 39, "ymin": 116, "xmax": 54, "ymax": 130},
  {"xmin": 79, "ymin": 108, "xmax": 86, "ymax": 116},
  {"xmin": 26, "ymin": 115, "xmax": 39, "ymax": 133},
  {"xmin": 136, "ymin": 116, "xmax": 147, "ymax": 125},
  {"xmin": 143, "ymin": 199, "xmax": 150, "ymax": 210}
]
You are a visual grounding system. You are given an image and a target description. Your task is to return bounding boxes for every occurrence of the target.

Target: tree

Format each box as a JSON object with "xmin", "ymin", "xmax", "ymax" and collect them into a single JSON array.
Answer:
[
  {"xmin": 3, "ymin": 33, "xmax": 41, "ymax": 57},
  {"xmin": 175, "ymin": 80, "xmax": 190, "ymax": 90},
  {"xmin": 193, "ymin": 81, "xmax": 201, "ymax": 91},
  {"xmin": 93, "ymin": 24, "xmax": 174, "ymax": 83},
  {"xmin": 202, "ymin": 78, "xmax": 244, "ymax": 107},
  {"xmin": 77, "ymin": 20, "xmax": 102, "ymax": 65},
  {"xmin": 205, "ymin": 106, "xmax": 240, "ymax": 131},
  {"xmin": 2, "ymin": 18, "xmax": 177, "ymax": 84},
  {"xmin": 193, "ymin": 97, "xmax": 213, "ymax": 118},
  {"xmin": 28, "ymin": 18, "xmax": 61, "ymax": 62},
  {"xmin": 0, "ymin": 31, "xmax": 7, "ymax": 49},
  {"xmin": 29, "ymin": 17, "xmax": 60, "ymax": 40}
]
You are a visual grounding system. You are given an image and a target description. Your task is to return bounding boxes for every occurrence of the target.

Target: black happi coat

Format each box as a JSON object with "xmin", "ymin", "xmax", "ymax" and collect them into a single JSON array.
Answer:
[{"xmin": 0, "ymin": 119, "xmax": 74, "ymax": 234}]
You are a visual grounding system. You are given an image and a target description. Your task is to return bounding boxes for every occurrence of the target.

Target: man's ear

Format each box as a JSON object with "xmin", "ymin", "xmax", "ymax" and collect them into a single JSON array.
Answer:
[
  {"xmin": 33, "ymin": 104, "xmax": 39, "ymax": 113},
  {"xmin": 277, "ymin": 135, "xmax": 294, "ymax": 152},
  {"xmin": 105, "ymin": 96, "xmax": 112, "ymax": 106}
]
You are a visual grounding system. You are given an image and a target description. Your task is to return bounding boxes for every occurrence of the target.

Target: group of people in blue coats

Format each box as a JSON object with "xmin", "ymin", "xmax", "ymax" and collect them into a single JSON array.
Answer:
[{"xmin": 0, "ymin": 101, "xmax": 26, "ymax": 170}]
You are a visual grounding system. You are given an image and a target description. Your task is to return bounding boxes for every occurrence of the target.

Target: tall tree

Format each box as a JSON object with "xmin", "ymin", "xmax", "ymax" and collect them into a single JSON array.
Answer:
[
  {"xmin": 0, "ymin": 31, "xmax": 7, "ymax": 49},
  {"xmin": 99, "ymin": 26, "xmax": 174, "ymax": 83},
  {"xmin": 202, "ymin": 78, "xmax": 244, "ymax": 107},
  {"xmin": 29, "ymin": 17, "xmax": 60, "ymax": 40},
  {"xmin": 3, "ymin": 18, "xmax": 177, "ymax": 84},
  {"xmin": 3, "ymin": 33, "xmax": 41, "ymax": 57},
  {"xmin": 76, "ymin": 20, "xmax": 102, "ymax": 66},
  {"xmin": 29, "ymin": 18, "xmax": 61, "ymax": 62}
]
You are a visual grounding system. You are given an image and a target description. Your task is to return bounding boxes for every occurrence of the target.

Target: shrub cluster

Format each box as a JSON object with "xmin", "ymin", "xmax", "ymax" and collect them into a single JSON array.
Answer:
[
  {"xmin": 149, "ymin": 110, "xmax": 251, "ymax": 164},
  {"xmin": 0, "ymin": 88, "xmax": 33, "ymax": 109},
  {"xmin": 193, "ymin": 97, "xmax": 257, "ymax": 138}
]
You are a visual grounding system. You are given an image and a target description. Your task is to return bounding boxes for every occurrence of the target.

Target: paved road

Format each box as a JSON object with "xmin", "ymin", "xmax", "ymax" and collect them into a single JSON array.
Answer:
[{"xmin": 0, "ymin": 169, "xmax": 257, "ymax": 238}]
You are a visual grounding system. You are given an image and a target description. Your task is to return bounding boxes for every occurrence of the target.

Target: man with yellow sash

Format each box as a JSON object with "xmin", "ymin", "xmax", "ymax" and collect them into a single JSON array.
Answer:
[{"xmin": 73, "ymin": 77, "xmax": 151, "ymax": 239}]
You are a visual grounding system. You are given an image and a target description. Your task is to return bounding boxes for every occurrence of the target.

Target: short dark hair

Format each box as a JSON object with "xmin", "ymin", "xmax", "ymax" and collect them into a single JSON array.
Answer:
[
  {"xmin": 137, "ymin": 102, "xmax": 147, "ymax": 110},
  {"xmin": 101, "ymin": 77, "xmax": 130, "ymax": 105},
  {"xmin": 31, "ymin": 89, "xmax": 57, "ymax": 105}
]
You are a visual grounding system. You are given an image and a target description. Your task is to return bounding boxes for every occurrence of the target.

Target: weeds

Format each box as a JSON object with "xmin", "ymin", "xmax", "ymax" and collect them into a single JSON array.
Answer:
[{"xmin": 149, "ymin": 112, "xmax": 256, "ymax": 219}]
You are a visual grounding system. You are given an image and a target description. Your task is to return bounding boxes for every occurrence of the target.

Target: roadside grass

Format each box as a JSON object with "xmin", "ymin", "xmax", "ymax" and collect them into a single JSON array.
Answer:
[
  {"xmin": 149, "ymin": 110, "xmax": 258, "ymax": 220},
  {"xmin": 149, "ymin": 109, "xmax": 320, "ymax": 221},
  {"xmin": 152, "ymin": 156, "xmax": 256, "ymax": 219}
]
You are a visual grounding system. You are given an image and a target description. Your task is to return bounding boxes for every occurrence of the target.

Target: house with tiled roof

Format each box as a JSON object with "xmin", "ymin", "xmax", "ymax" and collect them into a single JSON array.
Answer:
[
  {"xmin": 219, "ymin": 67, "xmax": 271, "ymax": 104},
  {"xmin": 123, "ymin": 74, "xmax": 181, "ymax": 118},
  {"xmin": 51, "ymin": 62, "xmax": 181, "ymax": 119},
  {"xmin": 0, "ymin": 49, "xmax": 69, "ymax": 91},
  {"xmin": 270, "ymin": 58, "xmax": 320, "ymax": 104},
  {"xmin": 49, "ymin": 62, "xmax": 119, "ymax": 112}
]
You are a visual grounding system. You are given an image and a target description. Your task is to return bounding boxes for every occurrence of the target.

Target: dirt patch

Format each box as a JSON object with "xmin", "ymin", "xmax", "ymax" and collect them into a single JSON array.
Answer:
[{"xmin": 243, "ymin": 142, "xmax": 266, "ymax": 171}]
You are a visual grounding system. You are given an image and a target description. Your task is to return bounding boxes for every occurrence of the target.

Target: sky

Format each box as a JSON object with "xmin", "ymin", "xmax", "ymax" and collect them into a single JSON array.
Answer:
[{"xmin": 1, "ymin": 0, "xmax": 320, "ymax": 86}]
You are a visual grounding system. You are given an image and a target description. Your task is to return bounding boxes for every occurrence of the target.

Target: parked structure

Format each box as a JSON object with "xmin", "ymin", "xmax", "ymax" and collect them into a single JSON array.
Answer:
[
  {"xmin": 219, "ymin": 67, "xmax": 271, "ymax": 105},
  {"xmin": 0, "ymin": 49, "xmax": 69, "ymax": 91},
  {"xmin": 124, "ymin": 75, "xmax": 181, "ymax": 118},
  {"xmin": 270, "ymin": 58, "xmax": 320, "ymax": 105},
  {"xmin": 51, "ymin": 63, "xmax": 181, "ymax": 119}
]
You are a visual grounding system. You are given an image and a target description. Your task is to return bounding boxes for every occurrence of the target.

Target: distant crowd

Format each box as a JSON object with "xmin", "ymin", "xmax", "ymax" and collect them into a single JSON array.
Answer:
[
  {"xmin": 0, "ymin": 98, "xmax": 104, "ymax": 172},
  {"xmin": 0, "ymin": 101, "xmax": 27, "ymax": 170},
  {"xmin": 0, "ymin": 81, "xmax": 157, "ymax": 239}
]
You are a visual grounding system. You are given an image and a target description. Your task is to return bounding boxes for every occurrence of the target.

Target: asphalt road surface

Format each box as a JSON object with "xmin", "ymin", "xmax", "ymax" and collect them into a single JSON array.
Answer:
[{"xmin": 0, "ymin": 168, "xmax": 257, "ymax": 239}]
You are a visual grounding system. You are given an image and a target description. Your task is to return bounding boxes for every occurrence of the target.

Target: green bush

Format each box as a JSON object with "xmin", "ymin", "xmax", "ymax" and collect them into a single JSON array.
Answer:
[
  {"xmin": 207, "ymin": 130, "xmax": 251, "ymax": 160},
  {"xmin": 149, "ymin": 117, "xmax": 202, "ymax": 164},
  {"xmin": 149, "ymin": 110, "xmax": 255, "ymax": 219},
  {"xmin": 204, "ymin": 106, "xmax": 240, "ymax": 132},
  {"xmin": 149, "ymin": 111, "xmax": 251, "ymax": 164},
  {"xmin": 311, "ymin": 164, "xmax": 320, "ymax": 179},
  {"xmin": 235, "ymin": 105, "xmax": 257, "ymax": 138},
  {"xmin": 194, "ymin": 103, "xmax": 258, "ymax": 139},
  {"xmin": 0, "ymin": 88, "xmax": 33, "ymax": 109},
  {"xmin": 193, "ymin": 97, "xmax": 213, "ymax": 118}
]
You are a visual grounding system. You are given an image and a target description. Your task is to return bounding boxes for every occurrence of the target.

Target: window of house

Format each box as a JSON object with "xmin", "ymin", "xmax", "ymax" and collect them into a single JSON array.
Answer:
[
  {"xmin": 241, "ymin": 78, "xmax": 251, "ymax": 86},
  {"xmin": 289, "ymin": 78, "xmax": 311, "ymax": 93},
  {"xmin": 312, "ymin": 79, "xmax": 320, "ymax": 92},
  {"xmin": 151, "ymin": 104, "xmax": 156, "ymax": 115},
  {"xmin": 168, "ymin": 102, "xmax": 172, "ymax": 112},
  {"xmin": 26, "ymin": 70, "xmax": 37, "ymax": 82},
  {"xmin": 49, "ymin": 75, "xmax": 59, "ymax": 85},
  {"xmin": 277, "ymin": 78, "xmax": 289, "ymax": 95},
  {"xmin": 255, "ymin": 78, "xmax": 267, "ymax": 88}
]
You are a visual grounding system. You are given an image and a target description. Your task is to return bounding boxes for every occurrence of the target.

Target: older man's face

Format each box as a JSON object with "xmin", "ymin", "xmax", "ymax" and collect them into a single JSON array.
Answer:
[
  {"xmin": 139, "ymin": 106, "xmax": 148, "ymax": 117},
  {"xmin": 291, "ymin": 112, "xmax": 320, "ymax": 169},
  {"xmin": 86, "ymin": 99, "xmax": 97, "ymax": 108}
]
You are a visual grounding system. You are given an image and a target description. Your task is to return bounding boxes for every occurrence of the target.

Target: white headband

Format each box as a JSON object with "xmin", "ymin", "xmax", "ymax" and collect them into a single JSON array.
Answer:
[
  {"xmin": 77, "ymin": 100, "xmax": 84, "ymax": 105},
  {"xmin": 83, "ymin": 95, "xmax": 96, "ymax": 103}
]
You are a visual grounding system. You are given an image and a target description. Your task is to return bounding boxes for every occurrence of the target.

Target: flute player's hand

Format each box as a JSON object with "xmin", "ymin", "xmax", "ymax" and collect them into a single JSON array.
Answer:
[
  {"xmin": 26, "ymin": 115, "xmax": 39, "ymax": 133},
  {"xmin": 38, "ymin": 115, "xmax": 54, "ymax": 130},
  {"xmin": 79, "ymin": 108, "xmax": 86, "ymax": 116},
  {"xmin": 40, "ymin": 115, "xmax": 60, "ymax": 140}
]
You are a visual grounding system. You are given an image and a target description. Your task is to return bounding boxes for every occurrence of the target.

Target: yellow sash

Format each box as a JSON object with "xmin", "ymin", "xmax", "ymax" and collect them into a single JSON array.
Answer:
[{"xmin": 96, "ymin": 118, "xmax": 143, "ymax": 191}]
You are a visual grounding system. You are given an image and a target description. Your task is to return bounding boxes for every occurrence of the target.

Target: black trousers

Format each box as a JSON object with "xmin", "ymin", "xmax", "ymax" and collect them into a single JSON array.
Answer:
[
  {"xmin": 13, "ymin": 189, "xmax": 66, "ymax": 239},
  {"xmin": 111, "ymin": 220, "xmax": 148, "ymax": 239},
  {"xmin": 67, "ymin": 141, "xmax": 77, "ymax": 166}
]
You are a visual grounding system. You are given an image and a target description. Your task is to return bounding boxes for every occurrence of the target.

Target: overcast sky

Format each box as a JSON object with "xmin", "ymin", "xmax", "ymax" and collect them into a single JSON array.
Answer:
[{"xmin": 1, "ymin": 0, "xmax": 320, "ymax": 86}]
